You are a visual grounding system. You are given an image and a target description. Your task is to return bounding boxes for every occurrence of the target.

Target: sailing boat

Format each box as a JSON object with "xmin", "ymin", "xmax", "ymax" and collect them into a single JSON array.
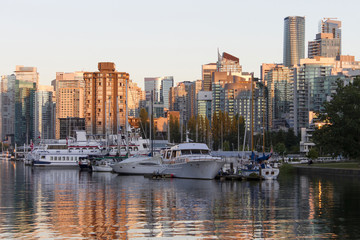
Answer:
[{"xmin": 239, "ymin": 79, "xmax": 279, "ymax": 180}]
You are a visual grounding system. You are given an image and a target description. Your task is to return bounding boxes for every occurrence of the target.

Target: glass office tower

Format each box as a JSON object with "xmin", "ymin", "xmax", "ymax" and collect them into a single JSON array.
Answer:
[{"xmin": 283, "ymin": 16, "xmax": 305, "ymax": 67}]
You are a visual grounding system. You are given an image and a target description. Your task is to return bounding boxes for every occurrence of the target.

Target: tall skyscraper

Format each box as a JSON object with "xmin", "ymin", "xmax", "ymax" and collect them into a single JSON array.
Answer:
[
  {"xmin": 14, "ymin": 66, "xmax": 38, "ymax": 145},
  {"xmin": 308, "ymin": 18, "xmax": 341, "ymax": 59},
  {"xmin": 84, "ymin": 62, "xmax": 129, "ymax": 135},
  {"xmin": 55, "ymin": 72, "xmax": 85, "ymax": 139},
  {"xmin": 283, "ymin": 16, "xmax": 305, "ymax": 67}
]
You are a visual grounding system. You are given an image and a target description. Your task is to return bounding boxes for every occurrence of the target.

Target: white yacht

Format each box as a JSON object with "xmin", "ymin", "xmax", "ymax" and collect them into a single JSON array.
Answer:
[
  {"xmin": 161, "ymin": 143, "xmax": 225, "ymax": 179},
  {"xmin": 111, "ymin": 155, "xmax": 163, "ymax": 175},
  {"xmin": 91, "ymin": 159, "xmax": 116, "ymax": 172}
]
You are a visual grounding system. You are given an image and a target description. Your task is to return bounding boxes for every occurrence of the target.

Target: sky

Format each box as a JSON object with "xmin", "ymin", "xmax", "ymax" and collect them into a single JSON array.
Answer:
[{"xmin": 1, "ymin": 0, "xmax": 360, "ymax": 88}]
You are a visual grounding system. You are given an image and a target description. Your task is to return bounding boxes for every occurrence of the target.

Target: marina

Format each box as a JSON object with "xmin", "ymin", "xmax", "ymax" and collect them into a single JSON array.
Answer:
[{"xmin": 0, "ymin": 159, "xmax": 360, "ymax": 239}]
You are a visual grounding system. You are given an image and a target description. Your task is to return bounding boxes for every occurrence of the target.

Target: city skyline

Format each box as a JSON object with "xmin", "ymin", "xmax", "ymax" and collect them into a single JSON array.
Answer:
[{"xmin": 1, "ymin": 0, "xmax": 360, "ymax": 88}]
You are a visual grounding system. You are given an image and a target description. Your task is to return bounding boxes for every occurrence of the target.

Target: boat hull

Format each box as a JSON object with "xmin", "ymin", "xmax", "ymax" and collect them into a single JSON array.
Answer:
[
  {"xmin": 261, "ymin": 168, "xmax": 280, "ymax": 180},
  {"xmin": 32, "ymin": 160, "xmax": 79, "ymax": 167},
  {"xmin": 92, "ymin": 166, "xmax": 113, "ymax": 172},
  {"xmin": 111, "ymin": 156, "xmax": 163, "ymax": 175},
  {"xmin": 162, "ymin": 160, "xmax": 224, "ymax": 180}
]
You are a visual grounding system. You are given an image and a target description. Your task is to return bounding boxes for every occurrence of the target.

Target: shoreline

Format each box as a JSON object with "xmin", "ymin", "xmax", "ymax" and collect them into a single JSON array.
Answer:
[{"xmin": 294, "ymin": 165, "xmax": 360, "ymax": 177}]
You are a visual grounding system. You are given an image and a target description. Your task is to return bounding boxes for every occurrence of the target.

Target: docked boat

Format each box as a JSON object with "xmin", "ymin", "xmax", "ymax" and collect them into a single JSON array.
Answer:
[
  {"xmin": 91, "ymin": 159, "xmax": 115, "ymax": 172},
  {"xmin": 31, "ymin": 150, "xmax": 88, "ymax": 167},
  {"xmin": 111, "ymin": 155, "xmax": 163, "ymax": 175},
  {"xmin": 239, "ymin": 152, "xmax": 280, "ymax": 180},
  {"xmin": 161, "ymin": 143, "xmax": 225, "ymax": 179},
  {"xmin": 107, "ymin": 131, "xmax": 150, "ymax": 157}
]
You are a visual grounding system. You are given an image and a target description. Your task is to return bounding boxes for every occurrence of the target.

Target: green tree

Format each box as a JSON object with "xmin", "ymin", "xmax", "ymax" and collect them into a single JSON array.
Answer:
[
  {"xmin": 223, "ymin": 141, "xmax": 230, "ymax": 151},
  {"xmin": 313, "ymin": 77, "xmax": 360, "ymax": 160},
  {"xmin": 275, "ymin": 142, "xmax": 286, "ymax": 157},
  {"xmin": 307, "ymin": 148, "xmax": 319, "ymax": 160},
  {"xmin": 169, "ymin": 115, "xmax": 180, "ymax": 143}
]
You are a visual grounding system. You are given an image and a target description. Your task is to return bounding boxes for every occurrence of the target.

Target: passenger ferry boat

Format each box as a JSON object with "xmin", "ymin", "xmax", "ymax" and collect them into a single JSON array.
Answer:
[
  {"xmin": 107, "ymin": 130, "xmax": 150, "ymax": 157},
  {"xmin": 31, "ymin": 150, "xmax": 88, "ymax": 167}
]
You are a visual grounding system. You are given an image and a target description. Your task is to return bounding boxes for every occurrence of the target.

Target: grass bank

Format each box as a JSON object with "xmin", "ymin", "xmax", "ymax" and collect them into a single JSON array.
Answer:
[{"xmin": 310, "ymin": 162, "xmax": 360, "ymax": 169}]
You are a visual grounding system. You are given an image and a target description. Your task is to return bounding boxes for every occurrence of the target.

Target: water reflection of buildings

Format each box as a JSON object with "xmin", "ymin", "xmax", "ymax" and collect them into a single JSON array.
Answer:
[{"xmin": 3, "ymin": 162, "xmax": 358, "ymax": 239}]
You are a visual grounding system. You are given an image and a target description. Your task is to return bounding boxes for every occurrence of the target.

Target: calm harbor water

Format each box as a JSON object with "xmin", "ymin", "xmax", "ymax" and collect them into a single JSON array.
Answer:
[{"xmin": 1, "ymin": 160, "xmax": 360, "ymax": 239}]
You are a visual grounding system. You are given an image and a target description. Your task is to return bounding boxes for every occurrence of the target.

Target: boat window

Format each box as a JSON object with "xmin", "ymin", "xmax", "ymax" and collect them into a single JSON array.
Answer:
[
  {"xmin": 192, "ymin": 149, "xmax": 201, "ymax": 154},
  {"xmin": 41, "ymin": 156, "xmax": 45, "ymax": 159},
  {"xmin": 66, "ymin": 157, "xmax": 69, "ymax": 160},
  {"xmin": 171, "ymin": 151, "xmax": 176, "ymax": 158},
  {"xmin": 181, "ymin": 150, "xmax": 191, "ymax": 155},
  {"xmin": 71, "ymin": 157, "xmax": 73, "ymax": 160},
  {"xmin": 63, "ymin": 157, "xmax": 66, "ymax": 160},
  {"xmin": 139, "ymin": 162, "xmax": 157, "ymax": 166},
  {"xmin": 166, "ymin": 151, "xmax": 171, "ymax": 159},
  {"xmin": 129, "ymin": 147, "xmax": 132, "ymax": 151},
  {"xmin": 201, "ymin": 150, "xmax": 209, "ymax": 154},
  {"xmin": 143, "ymin": 143, "xmax": 148, "ymax": 148},
  {"xmin": 176, "ymin": 151, "xmax": 181, "ymax": 157},
  {"xmin": 50, "ymin": 156, "xmax": 53, "ymax": 160},
  {"xmin": 134, "ymin": 147, "xmax": 138, "ymax": 151},
  {"xmin": 54, "ymin": 157, "xmax": 57, "ymax": 160}
]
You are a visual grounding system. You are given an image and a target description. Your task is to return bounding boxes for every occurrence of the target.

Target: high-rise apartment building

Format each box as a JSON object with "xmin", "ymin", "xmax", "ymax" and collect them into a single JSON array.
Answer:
[
  {"xmin": 294, "ymin": 57, "xmax": 337, "ymax": 132},
  {"xmin": 308, "ymin": 33, "xmax": 341, "ymax": 59},
  {"xmin": 31, "ymin": 85, "xmax": 56, "ymax": 140},
  {"xmin": 190, "ymin": 80, "xmax": 202, "ymax": 117},
  {"xmin": 0, "ymin": 74, "xmax": 16, "ymax": 142},
  {"xmin": 308, "ymin": 18, "xmax": 341, "ymax": 59},
  {"xmin": 128, "ymin": 81, "xmax": 145, "ymax": 118},
  {"xmin": 197, "ymin": 91, "xmax": 212, "ymax": 121},
  {"xmin": 283, "ymin": 16, "xmax": 305, "ymax": 67},
  {"xmin": 169, "ymin": 81, "xmax": 193, "ymax": 127},
  {"xmin": 55, "ymin": 72, "xmax": 85, "ymax": 139},
  {"xmin": 144, "ymin": 76, "xmax": 174, "ymax": 109},
  {"xmin": 217, "ymin": 52, "xmax": 242, "ymax": 76},
  {"xmin": 264, "ymin": 65, "xmax": 294, "ymax": 130},
  {"xmin": 14, "ymin": 66, "xmax": 39, "ymax": 145},
  {"xmin": 321, "ymin": 18, "xmax": 341, "ymax": 39},
  {"xmin": 84, "ymin": 62, "xmax": 129, "ymax": 135},
  {"xmin": 202, "ymin": 63, "xmax": 217, "ymax": 91}
]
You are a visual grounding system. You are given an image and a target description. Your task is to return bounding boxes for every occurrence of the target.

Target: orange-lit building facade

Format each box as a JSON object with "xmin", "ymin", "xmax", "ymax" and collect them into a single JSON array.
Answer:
[
  {"xmin": 55, "ymin": 72, "xmax": 85, "ymax": 139},
  {"xmin": 84, "ymin": 62, "xmax": 129, "ymax": 135}
]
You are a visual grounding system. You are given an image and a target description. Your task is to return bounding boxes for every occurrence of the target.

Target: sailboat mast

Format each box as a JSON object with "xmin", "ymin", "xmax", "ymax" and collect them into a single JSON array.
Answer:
[
  {"xmin": 251, "ymin": 78, "xmax": 254, "ymax": 152},
  {"xmin": 149, "ymin": 90, "xmax": 153, "ymax": 156},
  {"xmin": 262, "ymin": 84, "xmax": 265, "ymax": 153},
  {"xmin": 125, "ymin": 79, "xmax": 129, "ymax": 155},
  {"xmin": 116, "ymin": 96, "xmax": 120, "ymax": 155}
]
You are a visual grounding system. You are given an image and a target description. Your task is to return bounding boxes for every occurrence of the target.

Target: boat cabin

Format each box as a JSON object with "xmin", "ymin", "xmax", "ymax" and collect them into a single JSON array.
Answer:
[{"xmin": 162, "ymin": 143, "xmax": 210, "ymax": 160}]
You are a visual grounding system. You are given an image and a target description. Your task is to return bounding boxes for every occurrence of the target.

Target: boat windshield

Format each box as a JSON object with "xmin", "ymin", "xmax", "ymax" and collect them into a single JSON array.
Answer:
[
  {"xmin": 181, "ymin": 150, "xmax": 191, "ymax": 155},
  {"xmin": 181, "ymin": 149, "xmax": 209, "ymax": 155}
]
